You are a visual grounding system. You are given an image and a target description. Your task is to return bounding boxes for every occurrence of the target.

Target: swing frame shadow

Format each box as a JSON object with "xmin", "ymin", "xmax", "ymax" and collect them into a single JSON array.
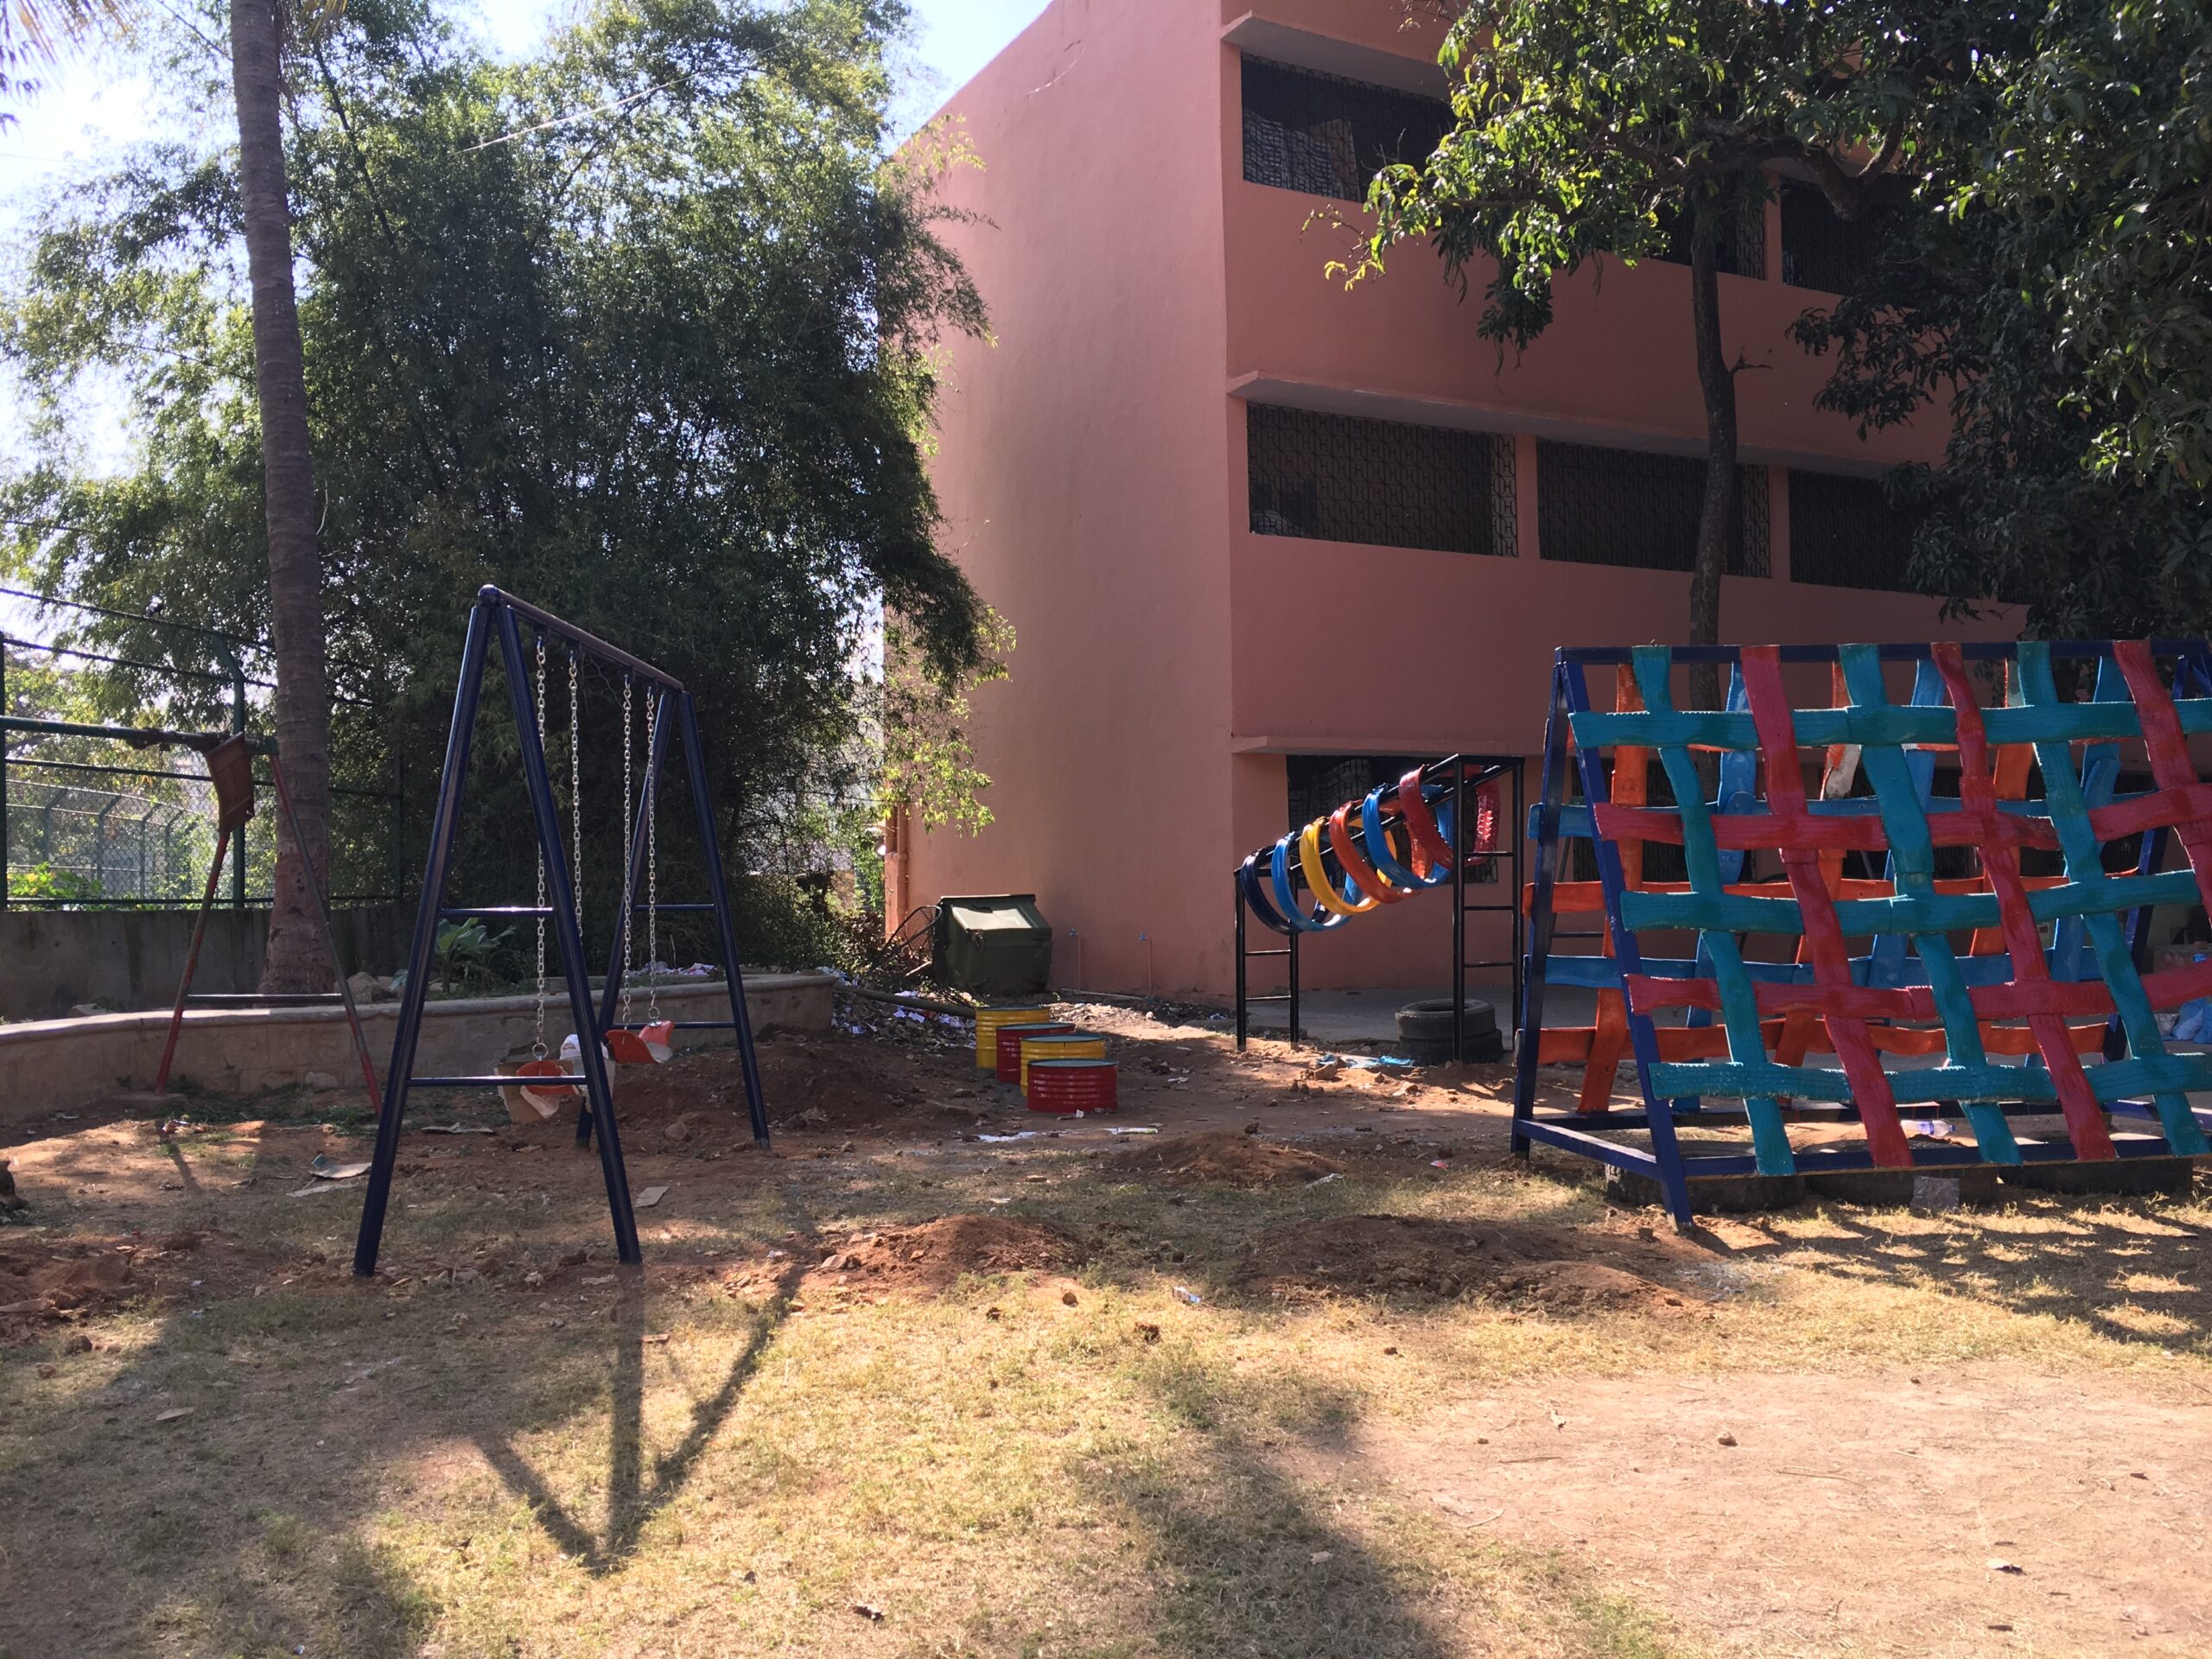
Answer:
[{"xmin": 352, "ymin": 587, "xmax": 771, "ymax": 1276}]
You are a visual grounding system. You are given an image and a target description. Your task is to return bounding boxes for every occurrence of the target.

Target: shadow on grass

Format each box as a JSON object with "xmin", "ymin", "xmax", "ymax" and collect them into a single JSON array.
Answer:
[
  {"xmin": 470, "ymin": 1253, "xmax": 808, "ymax": 1575},
  {"xmin": 1687, "ymin": 1185, "xmax": 2211, "ymax": 1352},
  {"xmin": 1092, "ymin": 1338, "xmax": 1685, "ymax": 1658}
]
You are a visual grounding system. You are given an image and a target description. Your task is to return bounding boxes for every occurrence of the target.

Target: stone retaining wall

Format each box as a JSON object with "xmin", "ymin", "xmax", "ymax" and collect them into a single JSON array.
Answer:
[
  {"xmin": 0, "ymin": 906, "xmax": 405, "ymax": 1021},
  {"xmin": 0, "ymin": 973, "xmax": 833, "ymax": 1125}
]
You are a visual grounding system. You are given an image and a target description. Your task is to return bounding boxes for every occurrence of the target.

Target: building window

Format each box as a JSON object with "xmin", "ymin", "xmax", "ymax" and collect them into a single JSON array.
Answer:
[
  {"xmin": 1780, "ymin": 182, "xmax": 1872, "ymax": 292},
  {"xmin": 1241, "ymin": 58, "xmax": 1449, "ymax": 201},
  {"xmin": 1536, "ymin": 442, "xmax": 1770, "ymax": 576},
  {"xmin": 1248, "ymin": 404, "xmax": 1507, "ymax": 556},
  {"xmin": 1789, "ymin": 470, "xmax": 1918, "ymax": 590},
  {"xmin": 1649, "ymin": 197, "xmax": 1767, "ymax": 281}
]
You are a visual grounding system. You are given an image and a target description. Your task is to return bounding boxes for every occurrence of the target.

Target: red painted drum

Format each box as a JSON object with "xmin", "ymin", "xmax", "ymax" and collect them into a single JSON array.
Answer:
[
  {"xmin": 995, "ymin": 1022, "xmax": 1075, "ymax": 1084},
  {"xmin": 1027, "ymin": 1059, "xmax": 1118, "ymax": 1115}
]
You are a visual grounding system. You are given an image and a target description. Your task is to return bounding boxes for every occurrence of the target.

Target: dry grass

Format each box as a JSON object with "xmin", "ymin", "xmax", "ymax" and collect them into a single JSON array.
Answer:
[{"xmin": 0, "ymin": 1020, "xmax": 2207, "ymax": 1656}]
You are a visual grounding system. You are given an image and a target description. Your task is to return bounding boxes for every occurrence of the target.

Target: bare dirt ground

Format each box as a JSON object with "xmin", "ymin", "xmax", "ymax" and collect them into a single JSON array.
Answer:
[{"xmin": 0, "ymin": 994, "xmax": 2205, "ymax": 1658}]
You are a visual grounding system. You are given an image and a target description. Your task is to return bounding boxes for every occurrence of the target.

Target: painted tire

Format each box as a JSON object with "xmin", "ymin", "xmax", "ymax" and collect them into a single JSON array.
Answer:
[
  {"xmin": 1329, "ymin": 801, "xmax": 1407, "ymax": 904},
  {"xmin": 1397, "ymin": 765, "xmax": 1457, "ymax": 873},
  {"xmin": 1270, "ymin": 833, "xmax": 1344, "ymax": 932},
  {"xmin": 1239, "ymin": 852, "xmax": 1294, "ymax": 936},
  {"xmin": 1362, "ymin": 784, "xmax": 1431, "ymax": 889},
  {"xmin": 1300, "ymin": 817, "xmax": 1376, "ymax": 918},
  {"xmin": 1361, "ymin": 779, "xmax": 1456, "ymax": 891}
]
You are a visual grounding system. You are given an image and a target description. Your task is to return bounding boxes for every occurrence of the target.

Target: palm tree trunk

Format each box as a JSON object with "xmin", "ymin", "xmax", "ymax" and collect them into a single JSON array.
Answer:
[
  {"xmin": 230, "ymin": 0, "xmax": 333, "ymax": 992},
  {"xmin": 1685, "ymin": 195, "xmax": 1740, "ymax": 715}
]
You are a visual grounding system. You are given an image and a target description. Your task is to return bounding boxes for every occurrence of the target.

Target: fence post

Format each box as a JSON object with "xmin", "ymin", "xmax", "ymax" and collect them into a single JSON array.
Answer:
[{"xmin": 229, "ymin": 659, "xmax": 248, "ymax": 910}]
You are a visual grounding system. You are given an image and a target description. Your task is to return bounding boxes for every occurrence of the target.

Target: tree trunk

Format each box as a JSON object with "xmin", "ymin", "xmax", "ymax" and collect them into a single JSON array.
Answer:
[
  {"xmin": 1685, "ymin": 195, "xmax": 1740, "ymax": 715},
  {"xmin": 231, "ymin": 0, "xmax": 333, "ymax": 992}
]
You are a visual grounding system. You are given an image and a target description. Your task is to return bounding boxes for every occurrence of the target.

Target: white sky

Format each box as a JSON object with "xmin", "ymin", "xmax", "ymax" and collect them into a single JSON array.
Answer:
[
  {"xmin": 0, "ymin": 0, "xmax": 1047, "ymax": 218},
  {"xmin": 0, "ymin": 0, "xmax": 1049, "ymax": 633}
]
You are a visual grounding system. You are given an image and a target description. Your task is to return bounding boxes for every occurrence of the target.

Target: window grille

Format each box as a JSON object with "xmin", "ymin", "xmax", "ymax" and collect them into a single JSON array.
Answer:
[
  {"xmin": 1536, "ymin": 442, "xmax": 1770, "ymax": 576},
  {"xmin": 1241, "ymin": 58, "xmax": 1450, "ymax": 201},
  {"xmin": 1788, "ymin": 469, "xmax": 1918, "ymax": 591},
  {"xmin": 1650, "ymin": 196, "xmax": 1767, "ymax": 280},
  {"xmin": 1489, "ymin": 433, "xmax": 1519, "ymax": 558},
  {"xmin": 1248, "ymin": 404, "xmax": 1505, "ymax": 556},
  {"xmin": 1780, "ymin": 182, "xmax": 1871, "ymax": 292}
]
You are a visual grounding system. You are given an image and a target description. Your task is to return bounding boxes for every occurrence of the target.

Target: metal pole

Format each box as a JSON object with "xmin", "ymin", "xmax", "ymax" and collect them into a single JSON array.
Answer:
[
  {"xmin": 1234, "ymin": 875, "xmax": 1248, "ymax": 1052},
  {"xmin": 154, "ymin": 827, "xmax": 232, "ymax": 1093},
  {"xmin": 353, "ymin": 603, "xmax": 493, "ymax": 1278},
  {"xmin": 677, "ymin": 689, "xmax": 771, "ymax": 1145},
  {"xmin": 1511, "ymin": 756, "xmax": 1525, "ymax": 1043},
  {"xmin": 1452, "ymin": 761, "xmax": 1467, "ymax": 1063},
  {"xmin": 1287, "ymin": 923, "xmax": 1300, "ymax": 1048},
  {"xmin": 1512, "ymin": 664, "xmax": 1573, "ymax": 1159},
  {"xmin": 495, "ymin": 603, "xmax": 640, "ymax": 1263},
  {"xmin": 230, "ymin": 662, "xmax": 248, "ymax": 909}
]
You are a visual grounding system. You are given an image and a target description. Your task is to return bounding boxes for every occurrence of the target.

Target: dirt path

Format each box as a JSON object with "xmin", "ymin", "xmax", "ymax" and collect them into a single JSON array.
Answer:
[{"xmin": 1294, "ymin": 1363, "xmax": 2212, "ymax": 1657}]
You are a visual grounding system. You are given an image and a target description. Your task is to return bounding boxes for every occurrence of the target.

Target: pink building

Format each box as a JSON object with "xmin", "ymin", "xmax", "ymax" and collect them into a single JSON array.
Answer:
[{"xmin": 890, "ymin": 0, "xmax": 2001, "ymax": 1002}]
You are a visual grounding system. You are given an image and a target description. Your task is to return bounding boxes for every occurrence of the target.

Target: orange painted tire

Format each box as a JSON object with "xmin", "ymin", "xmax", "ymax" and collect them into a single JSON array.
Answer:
[{"xmin": 1329, "ymin": 802, "xmax": 1407, "ymax": 904}]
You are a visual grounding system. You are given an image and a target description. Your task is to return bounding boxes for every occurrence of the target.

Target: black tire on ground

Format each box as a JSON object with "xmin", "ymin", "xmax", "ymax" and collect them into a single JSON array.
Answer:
[
  {"xmin": 1395, "ymin": 998, "xmax": 1497, "ymax": 1040},
  {"xmin": 1395, "ymin": 998, "xmax": 1503, "ymax": 1063}
]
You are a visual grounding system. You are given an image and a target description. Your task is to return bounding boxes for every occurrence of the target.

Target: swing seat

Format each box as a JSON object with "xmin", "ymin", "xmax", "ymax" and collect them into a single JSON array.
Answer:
[
  {"xmin": 606, "ymin": 1020, "xmax": 676, "ymax": 1065},
  {"xmin": 514, "ymin": 1058, "xmax": 581, "ymax": 1113}
]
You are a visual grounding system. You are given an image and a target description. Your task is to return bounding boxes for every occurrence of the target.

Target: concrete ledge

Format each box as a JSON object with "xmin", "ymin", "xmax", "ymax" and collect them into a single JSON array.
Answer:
[{"xmin": 0, "ymin": 973, "xmax": 835, "ymax": 1125}]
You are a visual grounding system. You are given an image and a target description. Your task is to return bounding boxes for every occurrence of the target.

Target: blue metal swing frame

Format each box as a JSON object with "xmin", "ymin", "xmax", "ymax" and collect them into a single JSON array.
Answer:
[{"xmin": 352, "ymin": 587, "xmax": 770, "ymax": 1275}]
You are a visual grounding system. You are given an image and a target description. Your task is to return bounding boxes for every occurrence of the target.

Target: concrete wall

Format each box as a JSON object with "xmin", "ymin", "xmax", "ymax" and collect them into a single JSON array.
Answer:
[
  {"xmin": 897, "ymin": 0, "xmax": 1238, "ymax": 999},
  {"xmin": 0, "ymin": 906, "xmax": 405, "ymax": 1022},
  {"xmin": 0, "ymin": 971, "xmax": 835, "ymax": 1125}
]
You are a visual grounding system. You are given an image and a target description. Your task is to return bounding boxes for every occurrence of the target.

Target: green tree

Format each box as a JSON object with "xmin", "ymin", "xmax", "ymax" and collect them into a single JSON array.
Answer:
[
  {"xmin": 1795, "ymin": 0, "xmax": 2212, "ymax": 637},
  {"xmin": 231, "ymin": 0, "xmax": 335, "ymax": 991},
  {"xmin": 1352, "ymin": 0, "xmax": 1967, "ymax": 696},
  {"xmin": 3, "ymin": 0, "xmax": 995, "ymax": 957}
]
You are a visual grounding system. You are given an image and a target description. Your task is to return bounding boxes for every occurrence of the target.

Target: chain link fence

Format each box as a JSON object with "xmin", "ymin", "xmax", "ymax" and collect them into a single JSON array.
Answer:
[{"xmin": 2, "ymin": 590, "xmax": 400, "ymax": 909}]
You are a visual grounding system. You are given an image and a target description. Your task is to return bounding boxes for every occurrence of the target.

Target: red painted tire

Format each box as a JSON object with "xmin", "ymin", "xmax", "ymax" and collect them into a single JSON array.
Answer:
[{"xmin": 1397, "ymin": 766, "xmax": 1456, "ymax": 874}]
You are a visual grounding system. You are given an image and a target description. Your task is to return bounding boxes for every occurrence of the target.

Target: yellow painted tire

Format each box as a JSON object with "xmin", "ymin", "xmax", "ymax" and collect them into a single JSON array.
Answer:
[{"xmin": 1300, "ymin": 817, "xmax": 1376, "ymax": 918}]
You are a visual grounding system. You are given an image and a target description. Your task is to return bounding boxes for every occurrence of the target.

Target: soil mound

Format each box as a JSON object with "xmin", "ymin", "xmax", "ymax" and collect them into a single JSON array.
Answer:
[
  {"xmin": 0, "ymin": 1232, "xmax": 204, "ymax": 1332},
  {"xmin": 608, "ymin": 1033, "xmax": 978, "ymax": 1139},
  {"xmin": 1236, "ymin": 1215, "xmax": 1690, "ymax": 1311},
  {"xmin": 1108, "ymin": 1130, "xmax": 1343, "ymax": 1188},
  {"xmin": 733, "ymin": 1215, "xmax": 1089, "ymax": 1299}
]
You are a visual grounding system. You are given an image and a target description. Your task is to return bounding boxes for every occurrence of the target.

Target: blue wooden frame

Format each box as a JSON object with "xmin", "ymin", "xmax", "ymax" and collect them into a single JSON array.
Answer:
[
  {"xmin": 352, "ymin": 587, "xmax": 770, "ymax": 1274},
  {"xmin": 1509, "ymin": 642, "xmax": 2212, "ymax": 1229}
]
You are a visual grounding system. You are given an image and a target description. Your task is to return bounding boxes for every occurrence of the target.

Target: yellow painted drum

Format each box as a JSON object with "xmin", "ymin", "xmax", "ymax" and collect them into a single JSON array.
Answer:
[
  {"xmin": 976, "ymin": 1005, "xmax": 1055, "ymax": 1070},
  {"xmin": 1020, "ymin": 1034, "xmax": 1107, "ymax": 1093}
]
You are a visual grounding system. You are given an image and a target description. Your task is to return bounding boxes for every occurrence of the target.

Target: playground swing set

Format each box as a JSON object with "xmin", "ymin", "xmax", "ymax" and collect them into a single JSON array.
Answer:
[
  {"xmin": 9, "ymin": 591, "xmax": 772, "ymax": 1273},
  {"xmin": 348, "ymin": 587, "xmax": 772, "ymax": 1277},
  {"xmin": 1235, "ymin": 638, "xmax": 2212, "ymax": 1227}
]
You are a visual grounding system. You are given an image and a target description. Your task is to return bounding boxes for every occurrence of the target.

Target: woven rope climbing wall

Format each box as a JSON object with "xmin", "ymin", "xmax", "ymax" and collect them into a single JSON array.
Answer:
[{"xmin": 1560, "ymin": 640, "xmax": 2212, "ymax": 1184}]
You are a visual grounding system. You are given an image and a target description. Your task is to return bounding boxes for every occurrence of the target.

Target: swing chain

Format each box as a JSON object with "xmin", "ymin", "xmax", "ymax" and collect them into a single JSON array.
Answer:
[
  {"xmin": 645, "ymin": 688, "xmax": 660, "ymax": 1024},
  {"xmin": 569, "ymin": 647, "xmax": 582, "ymax": 945},
  {"xmin": 620, "ymin": 672, "xmax": 634, "ymax": 1031},
  {"xmin": 532, "ymin": 632, "xmax": 548, "ymax": 1061}
]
